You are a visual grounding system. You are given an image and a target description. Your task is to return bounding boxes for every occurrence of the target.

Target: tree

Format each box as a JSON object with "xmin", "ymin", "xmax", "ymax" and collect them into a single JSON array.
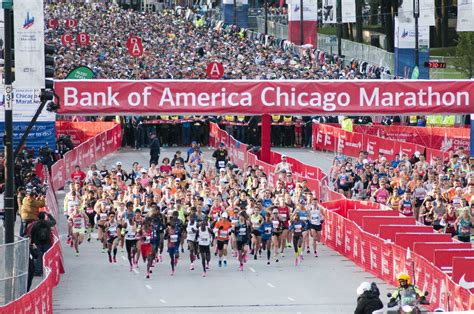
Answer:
[{"xmin": 453, "ymin": 32, "xmax": 474, "ymax": 79}]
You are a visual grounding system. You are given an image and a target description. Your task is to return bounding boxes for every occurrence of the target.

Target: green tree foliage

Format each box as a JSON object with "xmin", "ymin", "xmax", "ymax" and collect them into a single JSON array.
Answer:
[{"xmin": 453, "ymin": 32, "xmax": 474, "ymax": 79}]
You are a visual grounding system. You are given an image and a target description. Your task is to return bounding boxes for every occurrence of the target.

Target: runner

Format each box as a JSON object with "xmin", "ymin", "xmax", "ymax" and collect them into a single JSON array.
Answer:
[
  {"xmin": 140, "ymin": 219, "xmax": 154, "ymax": 278},
  {"xmin": 271, "ymin": 208, "xmax": 283, "ymax": 262},
  {"xmin": 105, "ymin": 212, "xmax": 120, "ymax": 263},
  {"xmin": 308, "ymin": 197, "xmax": 324, "ymax": 257},
  {"xmin": 186, "ymin": 213, "xmax": 199, "ymax": 270},
  {"xmin": 213, "ymin": 212, "xmax": 231, "ymax": 267},
  {"xmin": 289, "ymin": 213, "xmax": 304, "ymax": 266},
  {"xmin": 165, "ymin": 221, "xmax": 180, "ymax": 276},
  {"xmin": 250, "ymin": 209, "xmax": 263, "ymax": 260},
  {"xmin": 196, "ymin": 220, "xmax": 212, "ymax": 277},
  {"xmin": 68, "ymin": 206, "xmax": 89, "ymax": 256},
  {"xmin": 123, "ymin": 215, "xmax": 139, "ymax": 271},
  {"xmin": 260, "ymin": 212, "xmax": 273, "ymax": 265},
  {"xmin": 235, "ymin": 212, "xmax": 250, "ymax": 271}
]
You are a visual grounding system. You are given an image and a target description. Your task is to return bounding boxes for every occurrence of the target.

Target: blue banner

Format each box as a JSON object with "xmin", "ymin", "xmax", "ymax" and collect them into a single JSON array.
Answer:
[{"xmin": 0, "ymin": 121, "xmax": 56, "ymax": 154}]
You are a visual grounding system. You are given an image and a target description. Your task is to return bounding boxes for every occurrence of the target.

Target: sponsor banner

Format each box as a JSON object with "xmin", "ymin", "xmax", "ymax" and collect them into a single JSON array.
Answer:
[
  {"xmin": 419, "ymin": 0, "xmax": 435, "ymax": 26},
  {"xmin": 397, "ymin": 0, "xmax": 414, "ymax": 24},
  {"xmin": 13, "ymin": 0, "xmax": 45, "ymax": 88},
  {"xmin": 56, "ymin": 122, "xmax": 117, "ymax": 147},
  {"xmin": 322, "ymin": 0, "xmax": 336, "ymax": 23},
  {"xmin": 394, "ymin": 17, "xmax": 430, "ymax": 49},
  {"xmin": 433, "ymin": 249, "xmax": 474, "ymax": 269},
  {"xmin": 341, "ymin": 0, "xmax": 356, "ymax": 23},
  {"xmin": 452, "ymin": 257, "xmax": 474, "ymax": 294},
  {"xmin": 313, "ymin": 123, "xmax": 336, "ymax": 151},
  {"xmin": 457, "ymin": 0, "xmax": 474, "ymax": 32},
  {"xmin": 288, "ymin": 0, "xmax": 318, "ymax": 21},
  {"xmin": 55, "ymin": 80, "xmax": 474, "ymax": 115},
  {"xmin": 51, "ymin": 159, "xmax": 65, "ymax": 192}
]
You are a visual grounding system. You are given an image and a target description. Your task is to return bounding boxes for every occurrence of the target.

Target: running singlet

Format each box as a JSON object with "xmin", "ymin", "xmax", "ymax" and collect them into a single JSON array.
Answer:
[
  {"xmin": 291, "ymin": 221, "xmax": 303, "ymax": 235},
  {"xmin": 107, "ymin": 222, "xmax": 118, "ymax": 238},
  {"xmin": 125, "ymin": 223, "xmax": 136, "ymax": 240},
  {"xmin": 271, "ymin": 219, "xmax": 281, "ymax": 232},
  {"xmin": 458, "ymin": 218, "xmax": 471, "ymax": 236},
  {"xmin": 250, "ymin": 215, "xmax": 261, "ymax": 230},
  {"xmin": 236, "ymin": 223, "xmax": 248, "ymax": 241},
  {"xmin": 277, "ymin": 207, "xmax": 290, "ymax": 227},
  {"xmin": 72, "ymin": 214, "xmax": 85, "ymax": 230},
  {"xmin": 142, "ymin": 230, "xmax": 152, "ymax": 244},
  {"xmin": 198, "ymin": 229, "xmax": 211, "ymax": 246},
  {"xmin": 261, "ymin": 222, "xmax": 273, "ymax": 241},
  {"xmin": 215, "ymin": 220, "xmax": 232, "ymax": 241},
  {"xmin": 186, "ymin": 221, "xmax": 198, "ymax": 241},
  {"xmin": 401, "ymin": 200, "xmax": 413, "ymax": 216},
  {"xmin": 309, "ymin": 209, "xmax": 322, "ymax": 226},
  {"xmin": 375, "ymin": 189, "xmax": 389, "ymax": 204},
  {"xmin": 169, "ymin": 231, "xmax": 179, "ymax": 247}
]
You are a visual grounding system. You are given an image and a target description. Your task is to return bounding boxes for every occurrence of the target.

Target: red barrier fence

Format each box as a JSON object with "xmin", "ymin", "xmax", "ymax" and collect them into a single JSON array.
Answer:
[
  {"xmin": 312, "ymin": 123, "xmax": 450, "ymax": 164},
  {"xmin": 211, "ymin": 122, "xmax": 474, "ymax": 311},
  {"xmin": 0, "ymin": 123, "xmax": 122, "ymax": 313},
  {"xmin": 56, "ymin": 121, "xmax": 117, "ymax": 146}
]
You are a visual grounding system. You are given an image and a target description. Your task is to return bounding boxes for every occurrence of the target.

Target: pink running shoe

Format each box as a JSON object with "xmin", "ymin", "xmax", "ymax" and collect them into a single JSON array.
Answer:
[
  {"xmin": 239, "ymin": 264, "xmax": 244, "ymax": 271},
  {"xmin": 202, "ymin": 272, "xmax": 206, "ymax": 277},
  {"xmin": 295, "ymin": 258, "xmax": 298, "ymax": 266}
]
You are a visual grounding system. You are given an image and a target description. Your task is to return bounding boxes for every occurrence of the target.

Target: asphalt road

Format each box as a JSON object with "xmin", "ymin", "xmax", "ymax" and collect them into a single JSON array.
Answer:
[{"xmin": 52, "ymin": 147, "xmax": 393, "ymax": 314}]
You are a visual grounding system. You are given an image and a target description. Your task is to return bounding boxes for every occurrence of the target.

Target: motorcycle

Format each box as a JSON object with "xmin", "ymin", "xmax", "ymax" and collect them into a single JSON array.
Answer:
[{"xmin": 387, "ymin": 290, "xmax": 430, "ymax": 314}]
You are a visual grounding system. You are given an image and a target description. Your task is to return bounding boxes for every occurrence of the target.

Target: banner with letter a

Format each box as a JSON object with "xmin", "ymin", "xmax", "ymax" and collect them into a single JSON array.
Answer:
[{"xmin": 14, "ymin": 0, "xmax": 45, "ymax": 88}]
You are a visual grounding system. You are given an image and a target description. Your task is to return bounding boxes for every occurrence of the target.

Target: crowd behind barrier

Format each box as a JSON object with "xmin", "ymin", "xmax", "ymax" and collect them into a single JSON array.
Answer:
[
  {"xmin": 312, "ymin": 123, "xmax": 452, "ymax": 166},
  {"xmin": 0, "ymin": 123, "xmax": 122, "ymax": 313},
  {"xmin": 210, "ymin": 122, "xmax": 474, "ymax": 311}
]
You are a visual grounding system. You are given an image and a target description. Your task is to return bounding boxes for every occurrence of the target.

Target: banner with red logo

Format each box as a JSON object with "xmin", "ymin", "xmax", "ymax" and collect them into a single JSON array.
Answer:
[
  {"xmin": 452, "ymin": 257, "xmax": 474, "ymax": 294},
  {"xmin": 354, "ymin": 124, "xmax": 470, "ymax": 152},
  {"xmin": 127, "ymin": 36, "xmax": 143, "ymax": 57},
  {"xmin": 54, "ymin": 80, "xmax": 474, "ymax": 115}
]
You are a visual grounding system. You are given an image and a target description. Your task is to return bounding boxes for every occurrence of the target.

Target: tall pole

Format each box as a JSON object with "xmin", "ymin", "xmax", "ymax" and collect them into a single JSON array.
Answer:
[
  {"xmin": 4, "ymin": 3, "xmax": 15, "ymax": 304},
  {"xmin": 299, "ymin": 0, "xmax": 304, "ymax": 45},
  {"xmin": 413, "ymin": 0, "xmax": 419, "ymax": 68},
  {"xmin": 233, "ymin": 0, "xmax": 237, "ymax": 25},
  {"xmin": 336, "ymin": 0, "xmax": 342, "ymax": 56},
  {"xmin": 264, "ymin": 0, "xmax": 268, "ymax": 35}
]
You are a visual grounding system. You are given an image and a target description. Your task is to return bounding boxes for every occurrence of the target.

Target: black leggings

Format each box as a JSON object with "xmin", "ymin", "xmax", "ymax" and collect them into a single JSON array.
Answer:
[
  {"xmin": 262, "ymin": 239, "xmax": 271, "ymax": 260},
  {"xmin": 293, "ymin": 234, "xmax": 302, "ymax": 253},
  {"xmin": 125, "ymin": 239, "xmax": 137, "ymax": 266},
  {"xmin": 199, "ymin": 245, "xmax": 211, "ymax": 272}
]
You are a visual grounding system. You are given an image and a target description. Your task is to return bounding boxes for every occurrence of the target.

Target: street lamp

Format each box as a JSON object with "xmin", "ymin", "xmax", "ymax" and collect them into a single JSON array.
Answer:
[
  {"xmin": 413, "ymin": 0, "xmax": 420, "ymax": 68},
  {"xmin": 300, "ymin": 0, "xmax": 304, "ymax": 45}
]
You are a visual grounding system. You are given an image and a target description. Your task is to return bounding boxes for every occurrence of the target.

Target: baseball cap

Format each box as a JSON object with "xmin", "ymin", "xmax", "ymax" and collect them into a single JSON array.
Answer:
[
  {"xmin": 414, "ymin": 151, "xmax": 421, "ymax": 157},
  {"xmin": 141, "ymin": 168, "xmax": 147, "ymax": 173},
  {"xmin": 116, "ymin": 161, "xmax": 122, "ymax": 166}
]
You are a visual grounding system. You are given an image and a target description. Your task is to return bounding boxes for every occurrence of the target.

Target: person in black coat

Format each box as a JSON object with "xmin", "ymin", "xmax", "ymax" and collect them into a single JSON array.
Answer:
[
  {"xmin": 354, "ymin": 282, "xmax": 384, "ymax": 314},
  {"xmin": 149, "ymin": 133, "xmax": 161, "ymax": 166}
]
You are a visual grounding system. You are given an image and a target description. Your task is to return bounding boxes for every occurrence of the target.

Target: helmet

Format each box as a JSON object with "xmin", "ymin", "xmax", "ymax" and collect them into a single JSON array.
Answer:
[
  {"xmin": 221, "ymin": 212, "xmax": 228, "ymax": 219},
  {"xmin": 397, "ymin": 273, "xmax": 411, "ymax": 284}
]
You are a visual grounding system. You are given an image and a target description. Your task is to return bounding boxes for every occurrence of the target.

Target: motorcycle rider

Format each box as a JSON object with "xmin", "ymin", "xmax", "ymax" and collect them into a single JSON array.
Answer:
[{"xmin": 388, "ymin": 273, "xmax": 428, "ymax": 307}]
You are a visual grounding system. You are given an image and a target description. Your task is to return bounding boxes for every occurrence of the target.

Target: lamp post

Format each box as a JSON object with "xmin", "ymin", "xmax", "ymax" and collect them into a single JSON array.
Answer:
[
  {"xmin": 300, "ymin": 0, "xmax": 304, "ymax": 45},
  {"xmin": 264, "ymin": 0, "xmax": 268, "ymax": 35},
  {"xmin": 413, "ymin": 0, "xmax": 420, "ymax": 68}
]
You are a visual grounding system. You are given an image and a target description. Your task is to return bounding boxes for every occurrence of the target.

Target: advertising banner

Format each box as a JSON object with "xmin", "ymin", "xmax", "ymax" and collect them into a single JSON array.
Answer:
[
  {"xmin": 321, "ymin": 0, "xmax": 336, "ymax": 23},
  {"xmin": 457, "ymin": 0, "xmax": 474, "ymax": 32},
  {"xmin": 341, "ymin": 0, "xmax": 356, "ymax": 23},
  {"xmin": 13, "ymin": 0, "xmax": 45, "ymax": 88},
  {"xmin": 433, "ymin": 249, "xmax": 474, "ymax": 269},
  {"xmin": 0, "ymin": 89, "xmax": 56, "ymax": 153},
  {"xmin": 288, "ymin": 0, "xmax": 318, "ymax": 21},
  {"xmin": 419, "ymin": 0, "xmax": 435, "ymax": 26},
  {"xmin": 55, "ymin": 80, "xmax": 474, "ymax": 116},
  {"xmin": 452, "ymin": 257, "xmax": 474, "ymax": 294}
]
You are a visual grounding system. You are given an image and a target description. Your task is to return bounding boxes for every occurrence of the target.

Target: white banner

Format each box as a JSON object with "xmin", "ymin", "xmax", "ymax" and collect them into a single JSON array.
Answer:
[
  {"xmin": 13, "ymin": 0, "xmax": 45, "ymax": 88},
  {"xmin": 397, "ymin": 0, "xmax": 414, "ymax": 24},
  {"xmin": 0, "ymin": 89, "xmax": 55, "ymax": 122},
  {"xmin": 457, "ymin": 0, "xmax": 474, "ymax": 31},
  {"xmin": 288, "ymin": 0, "xmax": 318, "ymax": 21},
  {"xmin": 394, "ymin": 16, "xmax": 429, "ymax": 49},
  {"xmin": 419, "ymin": 0, "xmax": 435, "ymax": 26},
  {"xmin": 341, "ymin": 0, "xmax": 356, "ymax": 23},
  {"xmin": 322, "ymin": 0, "xmax": 336, "ymax": 24}
]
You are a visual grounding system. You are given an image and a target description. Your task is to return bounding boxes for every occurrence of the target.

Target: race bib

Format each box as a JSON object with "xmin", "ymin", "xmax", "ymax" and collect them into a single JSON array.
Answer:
[
  {"xmin": 219, "ymin": 230, "xmax": 228, "ymax": 238},
  {"xmin": 170, "ymin": 234, "xmax": 178, "ymax": 243},
  {"xmin": 265, "ymin": 227, "xmax": 272, "ymax": 234},
  {"xmin": 239, "ymin": 227, "xmax": 246, "ymax": 236},
  {"xmin": 73, "ymin": 217, "xmax": 83, "ymax": 229},
  {"xmin": 86, "ymin": 208, "xmax": 94, "ymax": 214},
  {"xmin": 218, "ymin": 161, "xmax": 226, "ymax": 168}
]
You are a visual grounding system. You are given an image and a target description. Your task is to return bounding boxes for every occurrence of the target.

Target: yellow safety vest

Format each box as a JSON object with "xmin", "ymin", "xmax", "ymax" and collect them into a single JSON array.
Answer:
[
  {"xmin": 161, "ymin": 115, "xmax": 170, "ymax": 120},
  {"xmin": 225, "ymin": 115, "xmax": 234, "ymax": 122},
  {"xmin": 341, "ymin": 118, "xmax": 353, "ymax": 132},
  {"xmin": 171, "ymin": 115, "xmax": 179, "ymax": 120},
  {"xmin": 237, "ymin": 115, "xmax": 245, "ymax": 122},
  {"xmin": 433, "ymin": 115, "xmax": 443, "ymax": 125},
  {"xmin": 284, "ymin": 116, "xmax": 292, "ymax": 123},
  {"xmin": 272, "ymin": 115, "xmax": 281, "ymax": 122},
  {"xmin": 409, "ymin": 116, "xmax": 418, "ymax": 124},
  {"xmin": 426, "ymin": 116, "xmax": 435, "ymax": 126}
]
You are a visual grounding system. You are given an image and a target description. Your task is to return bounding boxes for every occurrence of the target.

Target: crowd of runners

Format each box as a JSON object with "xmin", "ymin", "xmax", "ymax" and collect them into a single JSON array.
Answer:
[
  {"xmin": 63, "ymin": 144, "xmax": 325, "ymax": 278},
  {"xmin": 330, "ymin": 148, "xmax": 474, "ymax": 242}
]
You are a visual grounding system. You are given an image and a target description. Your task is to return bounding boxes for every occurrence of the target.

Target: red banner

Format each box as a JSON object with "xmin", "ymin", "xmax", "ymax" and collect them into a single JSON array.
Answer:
[
  {"xmin": 452, "ymin": 257, "xmax": 474, "ymax": 294},
  {"xmin": 394, "ymin": 232, "xmax": 452, "ymax": 250},
  {"xmin": 347, "ymin": 209, "xmax": 399, "ymax": 227},
  {"xmin": 55, "ymin": 80, "xmax": 474, "ymax": 115},
  {"xmin": 413, "ymin": 242, "xmax": 472, "ymax": 263},
  {"xmin": 378, "ymin": 225, "xmax": 433, "ymax": 241},
  {"xmin": 434, "ymin": 249, "xmax": 474, "ymax": 270},
  {"xmin": 313, "ymin": 124, "xmax": 336, "ymax": 151}
]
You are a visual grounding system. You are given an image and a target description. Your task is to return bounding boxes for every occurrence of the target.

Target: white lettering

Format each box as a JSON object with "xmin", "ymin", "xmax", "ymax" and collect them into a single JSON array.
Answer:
[{"xmin": 64, "ymin": 87, "xmax": 77, "ymax": 106}]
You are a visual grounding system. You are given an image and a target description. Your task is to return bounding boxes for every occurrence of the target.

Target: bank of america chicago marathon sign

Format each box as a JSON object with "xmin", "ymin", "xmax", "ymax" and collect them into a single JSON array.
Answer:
[{"xmin": 54, "ymin": 80, "xmax": 474, "ymax": 115}]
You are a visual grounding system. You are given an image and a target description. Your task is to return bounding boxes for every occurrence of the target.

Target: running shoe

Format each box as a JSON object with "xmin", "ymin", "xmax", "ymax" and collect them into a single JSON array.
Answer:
[
  {"xmin": 243, "ymin": 254, "xmax": 248, "ymax": 263},
  {"xmin": 267, "ymin": 261, "xmax": 270, "ymax": 265},
  {"xmin": 158, "ymin": 255, "xmax": 162, "ymax": 263},
  {"xmin": 202, "ymin": 272, "xmax": 206, "ymax": 277},
  {"xmin": 190, "ymin": 263, "xmax": 194, "ymax": 270},
  {"xmin": 108, "ymin": 256, "xmax": 112, "ymax": 263},
  {"xmin": 146, "ymin": 272, "xmax": 150, "ymax": 279},
  {"xmin": 75, "ymin": 251, "xmax": 79, "ymax": 257},
  {"xmin": 254, "ymin": 254, "xmax": 257, "ymax": 260},
  {"xmin": 306, "ymin": 249, "xmax": 310, "ymax": 254},
  {"xmin": 102, "ymin": 248, "xmax": 106, "ymax": 253},
  {"xmin": 206, "ymin": 262, "xmax": 210, "ymax": 269},
  {"xmin": 295, "ymin": 258, "xmax": 298, "ymax": 266},
  {"xmin": 113, "ymin": 257, "xmax": 117, "ymax": 263},
  {"xmin": 171, "ymin": 270, "xmax": 175, "ymax": 276},
  {"xmin": 286, "ymin": 242, "xmax": 292, "ymax": 248},
  {"xmin": 130, "ymin": 265, "xmax": 133, "ymax": 272},
  {"xmin": 239, "ymin": 264, "xmax": 244, "ymax": 271},
  {"xmin": 223, "ymin": 260, "xmax": 227, "ymax": 267},
  {"xmin": 314, "ymin": 251, "xmax": 318, "ymax": 257},
  {"xmin": 276, "ymin": 259, "xmax": 279, "ymax": 263},
  {"xmin": 175, "ymin": 257, "xmax": 179, "ymax": 265},
  {"xmin": 181, "ymin": 247, "xmax": 184, "ymax": 253},
  {"xmin": 87, "ymin": 237, "xmax": 91, "ymax": 242},
  {"xmin": 70, "ymin": 241, "xmax": 74, "ymax": 248},
  {"xmin": 218, "ymin": 260, "xmax": 222, "ymax": 267}
]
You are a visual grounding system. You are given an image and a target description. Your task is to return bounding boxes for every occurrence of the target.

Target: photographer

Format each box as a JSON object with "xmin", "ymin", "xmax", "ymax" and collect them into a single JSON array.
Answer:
[
  {"xmin": 20, "ymin": 189, "xmax": 46, "ymax": 237},
  {"xmin": 29, "ymin": 212, "xmax": 56, "ymax": 276}
]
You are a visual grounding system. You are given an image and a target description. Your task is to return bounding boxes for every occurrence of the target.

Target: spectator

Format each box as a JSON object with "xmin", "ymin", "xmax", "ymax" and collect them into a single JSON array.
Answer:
[
  {"xmin": 212, "ymin": 143, "xmax": 229, "ymax": 170},
  {"xmin": 70, "ymin": 165, "xmax": 86, "ymax": 185},
  {"xmin": 20, "ymin": 190, "xmax": 46, "ymax": 236},
  {"xmin": 149, "ymin": 133, "xmax": 161, "ymax": 166},
  {"xmin": 30, "ymin": 212, "xmax": 56, "ymax": 276}
]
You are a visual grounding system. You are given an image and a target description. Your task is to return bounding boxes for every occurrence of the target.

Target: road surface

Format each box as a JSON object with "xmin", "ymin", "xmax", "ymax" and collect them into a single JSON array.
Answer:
[{"xmin": 52, "ymin": 147, "xmax": 393, "ymax": 314}]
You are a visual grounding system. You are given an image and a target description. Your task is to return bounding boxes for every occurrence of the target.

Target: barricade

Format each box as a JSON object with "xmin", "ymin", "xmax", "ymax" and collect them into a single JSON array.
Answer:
[
  {"xmin": 0, "ymin": 123, "xmax": 122, "ymax": 313},
  {"xmin": 312, "ymin": 123, "xmax": 449, "ymax": 165},
  {"xmin": 210, "ymin": 121, "xmax": 474, "ymax": 311}
]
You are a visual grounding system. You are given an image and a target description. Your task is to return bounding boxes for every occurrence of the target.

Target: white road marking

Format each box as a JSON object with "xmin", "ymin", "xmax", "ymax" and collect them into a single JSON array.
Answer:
[
  {"xmin": 160, "ymin": 299, "xmax": 167, "ymax": 304},
  {"xmin": 267, "ymin": 282, "xmax": 275, "ymax": 288},
  {"xmin": 288, "ymin": 297, "xmax": 295, "ymax": 302},
  {"xmin": 145, "ymin": 285, "xmax": 152, "ymax": 290},
  {"xmin": 249, "ymin": 267, "xmax": 256, "ymax": 273},
  {"xmin": 133, "ymin": 269, "xmax": 139, "ymax": 274}
]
